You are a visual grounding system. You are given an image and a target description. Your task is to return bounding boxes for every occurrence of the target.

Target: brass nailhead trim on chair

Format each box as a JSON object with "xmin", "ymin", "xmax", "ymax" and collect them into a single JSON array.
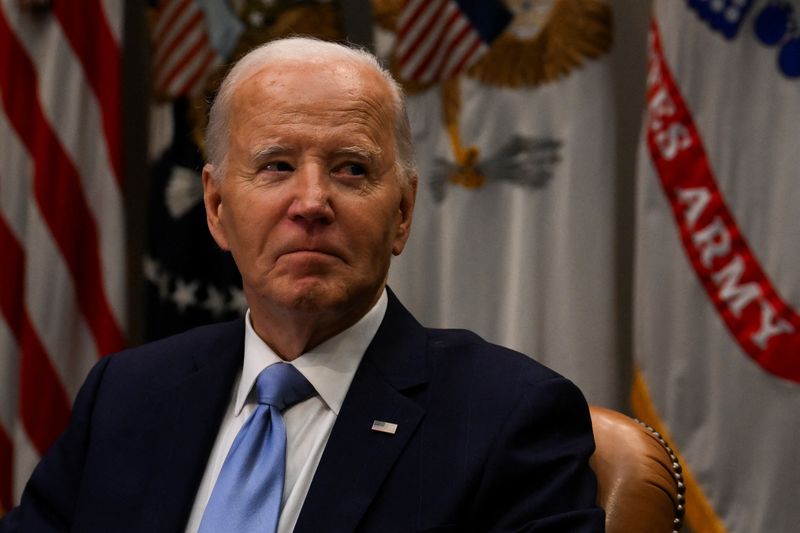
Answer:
[{"xmin": 635, "ymin": 419, "xmax": 686, "ymax": 533}]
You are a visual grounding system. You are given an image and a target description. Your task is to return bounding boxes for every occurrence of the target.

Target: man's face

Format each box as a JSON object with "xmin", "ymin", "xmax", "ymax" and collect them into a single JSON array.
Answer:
[{"xmin": 203, "ymin": 59, "xmax": 415, "ymax": 331}]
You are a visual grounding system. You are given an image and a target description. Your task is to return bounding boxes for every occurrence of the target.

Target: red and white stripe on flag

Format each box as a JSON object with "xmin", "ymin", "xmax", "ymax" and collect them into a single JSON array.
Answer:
[
  {"xmin": 395, "ymin": 0, "xmax": 489, "ymax": 84},
  {"xmin": 151, "ymin": 0, "xmax": 220, "ymax": 99},
  {"xmin": 0, "ymin": 0, "xmax": 125, "ymax": 512}
]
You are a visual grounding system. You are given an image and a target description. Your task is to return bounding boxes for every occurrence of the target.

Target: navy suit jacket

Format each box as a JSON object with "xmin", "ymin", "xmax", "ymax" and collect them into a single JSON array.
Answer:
[{"xmin": 2, "ymin": 291, "xmax": 604, "ymax": 532}]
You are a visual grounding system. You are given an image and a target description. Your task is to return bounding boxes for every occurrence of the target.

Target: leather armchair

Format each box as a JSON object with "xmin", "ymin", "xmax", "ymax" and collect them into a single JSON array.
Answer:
[{"xmin": 589, "ymin": 406, "xmax": 685, "ymax": 533}]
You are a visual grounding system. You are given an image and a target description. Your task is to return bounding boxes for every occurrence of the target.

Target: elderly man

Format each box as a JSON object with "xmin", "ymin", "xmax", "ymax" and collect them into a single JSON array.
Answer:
[{"xmin": 1, "ymin": 38, "xmax": 604, "ymax": 532}]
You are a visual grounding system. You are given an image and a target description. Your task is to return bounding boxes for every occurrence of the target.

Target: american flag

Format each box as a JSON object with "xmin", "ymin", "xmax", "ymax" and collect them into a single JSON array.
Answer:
[
  {"xmin": 151, "ymin": 0, "xmax": 221, "ymax": 99},
  {"xmin": 395, "ymin": 0, "xmax": 512, "ymax": 84},
  {"xmin": 0, "ymin": 0, "xmax": 125, "ymax": 512}
]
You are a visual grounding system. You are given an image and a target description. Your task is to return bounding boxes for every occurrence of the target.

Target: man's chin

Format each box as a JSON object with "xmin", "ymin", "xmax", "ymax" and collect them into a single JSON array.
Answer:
[
  {"xmin": 268, "ymin": 280, "xmax": 345, "ymax": 313},
  {"xmin": 278, "ymin": 251, "xmax": 343, "ymax": 272},
  {"xmin": 261, "ymin": 277, "xmax": 380, "ymax": 318}
]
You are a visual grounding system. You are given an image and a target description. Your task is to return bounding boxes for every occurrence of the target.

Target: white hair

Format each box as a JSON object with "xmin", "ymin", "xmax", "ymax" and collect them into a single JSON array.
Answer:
[{"xmin": 205, "ymin": 37, "xmax": 416, "ymax": 185}]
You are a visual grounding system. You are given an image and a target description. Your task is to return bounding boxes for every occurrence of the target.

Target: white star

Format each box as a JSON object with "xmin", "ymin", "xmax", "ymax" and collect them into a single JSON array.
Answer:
[
  {"xmin": 165, "ymin": 166, "xmax": 203, "ymax": 219},
  {"xmin": 143, "ymin": 256, "xmax": 171, "ymax": 299},
  {"xmin": 142, "ymin": 255, "xmax": 159, "ymax": 282},
  {"xmin": 173, "ymin": 278, "xmax": 199, "ymax": 313},
  {"xmin": 228, "ymin": 287, "xmax": 248, "ymax": 315},
  {"xmin": 202, "ymin": 285, "xmax": 227, "ymax": 318}
]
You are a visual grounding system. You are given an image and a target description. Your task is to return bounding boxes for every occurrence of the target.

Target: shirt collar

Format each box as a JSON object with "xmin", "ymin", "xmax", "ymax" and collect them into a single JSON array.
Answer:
[{"xmin": 236, "ymin": 289, "xmax": 388, "ymax": 416}]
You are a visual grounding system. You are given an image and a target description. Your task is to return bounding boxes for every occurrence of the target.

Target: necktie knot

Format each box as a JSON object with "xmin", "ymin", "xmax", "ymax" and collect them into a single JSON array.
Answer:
[{"xmin": 256, "ymin": 363, "xmax": 315, "ymax": 411}]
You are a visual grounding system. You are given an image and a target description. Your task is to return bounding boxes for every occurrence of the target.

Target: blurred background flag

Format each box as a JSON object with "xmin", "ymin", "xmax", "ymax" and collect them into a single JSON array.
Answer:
[
  {"xmin": 376, "ymin": 0, "xmax": 622, "ymax": 407},
  {"xmin": 145, "ymin": 0, "xmax": 245, "ymax": 341},
  {"xmin": 633, "ymin": 1, "xmax": 800, "ymax": 531},
  {"xmin": 0, "ymin": 0, "xmax": 125, "ymax": 512}
]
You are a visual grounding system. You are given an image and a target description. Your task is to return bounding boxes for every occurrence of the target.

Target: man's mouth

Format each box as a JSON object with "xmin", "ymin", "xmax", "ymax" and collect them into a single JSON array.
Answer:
[{"xmin": 280, "ymin": 246, "xmax": 343, "ymax": 262}]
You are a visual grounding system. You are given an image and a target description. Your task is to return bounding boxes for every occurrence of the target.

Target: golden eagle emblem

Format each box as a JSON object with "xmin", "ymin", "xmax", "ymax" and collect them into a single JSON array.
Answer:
[{"xmin": 374, "ymin": 0, "xmax": 612, "ymax": 191}]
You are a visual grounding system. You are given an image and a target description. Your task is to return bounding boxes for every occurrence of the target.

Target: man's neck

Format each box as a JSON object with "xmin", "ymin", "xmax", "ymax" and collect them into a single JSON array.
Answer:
[{"xmin": 247, "ymin": 289, "xmax": 385, "ymax": 361}]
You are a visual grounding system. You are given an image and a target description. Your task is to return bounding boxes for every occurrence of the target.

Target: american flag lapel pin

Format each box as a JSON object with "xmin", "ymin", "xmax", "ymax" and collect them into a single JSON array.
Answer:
[{"xmin": 371, "ymin": 420, "xmax": 398, "ymax": 435}]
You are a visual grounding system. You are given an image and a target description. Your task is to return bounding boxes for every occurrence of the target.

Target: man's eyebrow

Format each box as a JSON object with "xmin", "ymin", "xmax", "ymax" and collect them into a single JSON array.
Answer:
[
  {"xmin": 334, "ymin": 146, "xmax": 383, "ymax": 164},
  {"xmin": 251, "ymin": 145, "xmax": 292, "ymax": 164},
  {"xmin": 249, "ymin": 144, "xmax": 385, "ymax": 167}
]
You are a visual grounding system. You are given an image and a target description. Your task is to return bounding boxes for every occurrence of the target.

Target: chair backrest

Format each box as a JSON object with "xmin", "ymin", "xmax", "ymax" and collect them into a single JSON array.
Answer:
[{"xmin": 588, "ymin": 406, "xmax": 685, "ymax": 533}]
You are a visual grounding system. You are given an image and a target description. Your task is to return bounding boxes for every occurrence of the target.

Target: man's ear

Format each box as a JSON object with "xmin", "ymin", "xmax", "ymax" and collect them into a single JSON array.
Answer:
[
  {"xmin": 202, "ymin": 164, "xmax": 230, "ymax": 251},
  {"xmin": 392, "ymin": 175, "xmax": 418, "ymax": 256}
]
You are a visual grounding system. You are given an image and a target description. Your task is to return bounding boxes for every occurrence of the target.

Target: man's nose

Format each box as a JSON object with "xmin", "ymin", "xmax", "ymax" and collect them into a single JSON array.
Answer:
[{"xmin": 287, "ymin": 166, "xmax": 335, "ymax": 226}]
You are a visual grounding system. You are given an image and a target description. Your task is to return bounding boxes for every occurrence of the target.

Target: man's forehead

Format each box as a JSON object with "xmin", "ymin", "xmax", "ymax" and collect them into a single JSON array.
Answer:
[
  {"xmin": 235, "ymin": 59, "xmax": 387, "ymax": 104},
  {"xmin": 228, "ymin": 60, "xmax": 396, "ymax": 152}
]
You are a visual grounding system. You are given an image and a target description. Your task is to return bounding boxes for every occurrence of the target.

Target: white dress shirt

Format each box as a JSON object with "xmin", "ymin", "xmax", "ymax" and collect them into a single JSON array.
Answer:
[{"xmin": 185, "ymin": 290, "xmax": 388, "ymax": 533}]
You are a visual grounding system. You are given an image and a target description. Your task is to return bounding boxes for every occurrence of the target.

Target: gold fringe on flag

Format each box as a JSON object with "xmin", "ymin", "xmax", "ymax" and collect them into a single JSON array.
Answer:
[{"xmin": 631, "ymin": 367, "xmax": 728, "ymax": 533}]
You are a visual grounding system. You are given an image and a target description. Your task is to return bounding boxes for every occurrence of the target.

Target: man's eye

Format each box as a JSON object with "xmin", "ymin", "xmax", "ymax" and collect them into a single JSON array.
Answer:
[
  {"xmin": 336, "ymin": 163, "xmax": 367, "ymax": 177},
  {"xmin": 264, "ymin": 161, "xmax": 294, "ymax": 172}
]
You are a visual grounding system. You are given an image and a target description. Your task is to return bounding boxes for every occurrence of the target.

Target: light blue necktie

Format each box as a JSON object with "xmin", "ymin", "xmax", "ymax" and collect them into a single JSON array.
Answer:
[{"xmin": 199, "ymin": 363, "xmax": 315, "ymax": 533}]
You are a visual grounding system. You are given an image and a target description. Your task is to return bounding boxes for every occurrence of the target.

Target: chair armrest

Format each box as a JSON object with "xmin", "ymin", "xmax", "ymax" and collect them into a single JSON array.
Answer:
[{"xmin": 589, "ymin": 406, "xmax": 685, "ymax": 533}]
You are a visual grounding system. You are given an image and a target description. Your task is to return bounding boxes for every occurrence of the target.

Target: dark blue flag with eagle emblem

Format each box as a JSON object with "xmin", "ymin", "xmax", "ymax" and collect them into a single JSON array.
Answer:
[{"xmin": 144, "ymin": 97, "xmax": 246, "ymax": 340}]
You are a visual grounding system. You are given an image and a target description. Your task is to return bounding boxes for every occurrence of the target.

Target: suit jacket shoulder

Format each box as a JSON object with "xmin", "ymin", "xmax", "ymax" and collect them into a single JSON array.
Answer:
[
  {"xmin": 2, "ymin": 319, "xmax": 246, "ymax": 533},
  {"xmin": 296, "ymin": 290, "xmax": 603, "ymax": 532}
]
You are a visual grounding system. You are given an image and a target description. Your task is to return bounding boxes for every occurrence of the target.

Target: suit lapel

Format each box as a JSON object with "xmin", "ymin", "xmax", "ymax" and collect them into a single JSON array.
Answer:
[
  {"xmin": 294, "ymin": 290, "xmax": 428, "ymax": 533},
  {"xmin": 142, "ymin": 320, "xmax": 245, "ymax": 532}
]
